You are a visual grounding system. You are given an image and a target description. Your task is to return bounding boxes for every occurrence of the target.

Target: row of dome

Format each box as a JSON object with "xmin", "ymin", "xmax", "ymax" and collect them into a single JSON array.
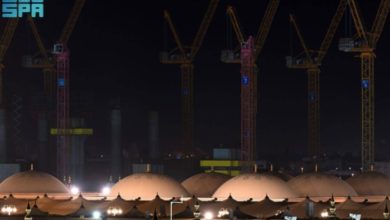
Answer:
[{"xmin": 0, "ymin": 170, "xmax": 389, "ymax": 200}]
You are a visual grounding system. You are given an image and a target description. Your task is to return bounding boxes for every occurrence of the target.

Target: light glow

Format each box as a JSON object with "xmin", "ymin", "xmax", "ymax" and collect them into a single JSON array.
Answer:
[
  {"xmin": 1, "ymin": 205, "xmax": 17, "ymax": 215},
  {"xmin": 107, "ymin": 207, "xmax": 123, "ymax": 216},
  {"xmin": 101, "ymin": 186, "xmax": 111, "ymax": 195},
  {"xmin": 320, "ymin": 210, "xmax": 329, "ymax": 218},
  {"xmin": 217, "ymin": 208, "xmax": 229, "ymax": 218},
  {"xmin": 70, "ymin": 186, "xmax": 80, "ymax": 195},
  {"xmin": 92, "ymin": 211, "xmax": 101, "ymax": 219},
  {"xmin": 204, "ymin": 211, "xmax": 214, "ymax": 220}
]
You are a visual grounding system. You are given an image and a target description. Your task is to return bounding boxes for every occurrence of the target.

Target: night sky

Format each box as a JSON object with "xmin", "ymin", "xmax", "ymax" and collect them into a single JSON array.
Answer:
[{"xmin": 3, "ymin": 0, "xmax": 390, "ymax": 162}]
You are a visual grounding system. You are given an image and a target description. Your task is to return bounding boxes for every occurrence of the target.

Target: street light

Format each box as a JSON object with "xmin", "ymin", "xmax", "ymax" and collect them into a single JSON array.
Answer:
[
  {"xmin": 204, "ymin": 211, "xmax": 213, "ymax": 220},
  {"xmin": 107, "ymin": 207, "xmax": 123, "ymax": 216},
  {"xmin": 170, "ymin": 197, "xmax": 183, "ymax": 220},
  {"xmin": 92, "ymin": 211, "xmax": 101, "ymax": 219},
  {"xmin": 1, "ymin": 205, "xmax": 17, "ymax": 215},
  {"xmin": 70, "ymin": 185, "xmax": 80, "ymax": 195},
  {"xmin": 101, "ymin": 186, "xmax": 111, "ymax": 196}
]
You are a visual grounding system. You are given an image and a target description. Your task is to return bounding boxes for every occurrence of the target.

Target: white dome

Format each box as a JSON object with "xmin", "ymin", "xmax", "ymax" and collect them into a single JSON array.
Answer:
[
  {"xmin": 110, "ymin": 172, "xmax": 189, "ymax": 200},
  {"xmin": 0, "ymin": 170, "xmax": 69, "ymax": 195},
  {"xmin": 181, "ymin": 172, "xmax": 230, "ymax": 197},
  {"xmin": 346, "ymin": 171, "xmax": 390, "ymax": 196},
  {"xmin": 213, "ymin": 173, "xmax": 298, "ymax": 201},
  {"xmin": 288, "ymin": 173, "xmax": 357, "ymax": 197}
]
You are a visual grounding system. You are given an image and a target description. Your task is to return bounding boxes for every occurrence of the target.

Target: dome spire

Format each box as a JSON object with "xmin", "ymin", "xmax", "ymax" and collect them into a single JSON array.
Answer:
[
  {"xmin": 146, "ymin": 164, "xmax": 151, "ymax": 173},
  {"xmin": 253, "ymin": 164, "xmax": 258, "ymax": 173}
]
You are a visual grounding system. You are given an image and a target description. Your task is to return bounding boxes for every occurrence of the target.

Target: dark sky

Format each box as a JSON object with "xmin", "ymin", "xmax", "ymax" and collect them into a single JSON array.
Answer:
[{"xmin": 4, "ymin": 0, "xmax": 390, "ymax": 161}]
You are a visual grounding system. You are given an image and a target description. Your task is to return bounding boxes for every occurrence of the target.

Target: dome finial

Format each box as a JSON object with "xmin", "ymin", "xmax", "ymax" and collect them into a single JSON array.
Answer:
[
  {"xmin": 30, "ymin": 163, "xmax": 34, "ymax": 171},
  {"xmin": 146, "ymin": 164, "xmax": 151, "ymax": 173},
  {"xmin": 254, "ymin": 164, "xmax": 258, "ymax": 173}
]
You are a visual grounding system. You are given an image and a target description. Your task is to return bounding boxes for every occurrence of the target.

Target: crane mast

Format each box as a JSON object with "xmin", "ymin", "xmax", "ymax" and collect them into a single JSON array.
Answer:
[
  {"xmin": 223, "ymin": 0, "xmax": 279, "ymax": 162},
  {"xmin": 161, "ymin": 0, "xmax": 219, "ymax": 153},
  {"xmin": 240, "ymin": 37, "xmax": 256, "ymax": 161},
  {"xmin": 339, "ymin": 0, "xmax": 390, "ymax": 170},
  {"xmin": 287, "ymin": 0, "xmax": 347, "ymax": 158},
  {"xmin": 52, "ymin": 0, "xmax": 86, "ymax": 179}
]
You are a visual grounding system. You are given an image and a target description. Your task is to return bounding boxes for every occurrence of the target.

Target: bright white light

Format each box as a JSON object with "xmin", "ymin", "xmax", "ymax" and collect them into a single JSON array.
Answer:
[
  {"xmin": 349, "ymin": 213, "xmax": 361, "ymax": 220},
  {"xmin": 1, "ymin": 205, "xmax": 17, "ymax": 215},
  {"xmin": 217, "ymin": 208, "xmax": 229, "ymax": 218},
  {"xmin": 107, "ymin": 207, "xmax": 123, "ymax": 216},
  {"xmin": 70, "ymin": 186, "xmax": 80, "ymax": 195},
  {"xmin": 92, "ymin": 211, "xmax": 101, "ymax": 219},
  {"xmin": 101, "ymin": 186, "xmax": 111, "ymax": 195},
  {"xmin": 320, "ymin": 210, "xmax": 329, "ymax": 218},
  {"xmin": 204, "ymin": 211, "xmax": 214, "ymax": 220}
]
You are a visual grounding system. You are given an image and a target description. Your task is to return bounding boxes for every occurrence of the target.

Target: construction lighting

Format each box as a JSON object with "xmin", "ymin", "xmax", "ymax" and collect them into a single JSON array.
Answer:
[
  {"xmin": 1, "ymin": 205, "xmax": 17, "ymax": 215},
  {"xmin": 204, "ymin": 211, "xmax": 213, "ymax": 220},
  {"xmin": 320, "ymin": 210, "xmax": 329, "ymax": 218},
  {"xmin": 92, "ymin": 211, "xmax": 101, "ymax": 219},
  {"xmin": 107, "ymin": 207, "xmax": 123, "ymax": 216},
  {"xmin": 101, "ymin": 186, "xmax": 111, "ymax": 195},
  {"xmin": 70, "ymin": 186, "xmax": 80, "ymax": 195}
]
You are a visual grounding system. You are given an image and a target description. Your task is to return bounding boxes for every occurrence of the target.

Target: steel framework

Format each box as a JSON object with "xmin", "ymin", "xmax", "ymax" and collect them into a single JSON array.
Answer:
[
  {"xmin": 161, "ymin": 0, "xmax": 219, "ymax": 152},
  {"xmin": 287, "ymin": 0, "xmax": 347, "ymax": 158},
  {"xmin": 339, "ymin": 0, "xmax": 389, "ymax": 170},
  {"xmin": 223, "ymin": 0, "xmax": 280, "ymax": 161}
]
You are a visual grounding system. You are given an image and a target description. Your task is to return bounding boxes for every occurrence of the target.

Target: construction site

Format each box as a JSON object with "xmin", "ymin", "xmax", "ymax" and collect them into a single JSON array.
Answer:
[{"xmin": 0, "ymin": 1, "xmax": 390, "ymax": 217}]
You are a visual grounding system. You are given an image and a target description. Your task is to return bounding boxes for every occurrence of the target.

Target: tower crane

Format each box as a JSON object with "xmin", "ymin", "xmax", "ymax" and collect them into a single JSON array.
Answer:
[
  {"xmin": 25, "ymin": 0, "xmax": 86, "ymax": 178},
  {"xmin": 339, "ymin": 0, "xmax": 390, "ymax": 171},
  {"xmin": 53, "ymin": 0, "xmax": 86, "ymax": 180},
  {"xmin": 161, "ymin": 0, "xmax": 219, "ymax": 153},
  {"xmin": 286, "ymin": 0, "xmax": 347, "ymax": 159},
  {"xmin": 221, "ymin": 0, "xmax": 280, "ymax": 162},
  {"xmin": 0, "ymin": 19, "xmax": 19, "ymax": 162}
]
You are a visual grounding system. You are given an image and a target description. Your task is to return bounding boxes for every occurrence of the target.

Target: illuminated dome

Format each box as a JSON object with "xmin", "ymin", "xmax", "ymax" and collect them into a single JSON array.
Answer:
[
  {"xmin": 288, "ymin": 173, "xmax": 357, "ymax": 197},
  {"xmin": 110, "ymin": 172, "xmax": 189, "ymax": 200},
  {"xmin": 181, "ymin": 172, "xmax": 230, "ymax": 197},
  {"xmin": 346, "ymin": 171, "xmax": 390, "ymax": 196},
  {"xmin": 213, "ymin": 173, "xmax": 298, "ymax": 201},
  {"xmin": 0, "ymin": 170, "xmax": 69, "ymax": 195}
]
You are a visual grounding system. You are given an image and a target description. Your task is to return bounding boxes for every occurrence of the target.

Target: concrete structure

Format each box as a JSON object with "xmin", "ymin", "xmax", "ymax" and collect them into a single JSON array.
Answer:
[
  {"xmin": 110, "ymin": 109, "xmax": 122, "ymax": 180},
  {"xmin": 148, "ymin": 111, "xmax": 159, "ymax": 160},
  {"xmin": 0, "ymin": 163, "xmax": 20, "ymax": 181},
  {"xmin": 0, "ymin": 109, "xmax": 6, "ymax": 162},
  {"xmin": 37, "ymin": 113, "xmax": 48, "ymax": 171},
  {"xmin": 70, "ymin": 118, "xmax": 87, "ymax": 184}
]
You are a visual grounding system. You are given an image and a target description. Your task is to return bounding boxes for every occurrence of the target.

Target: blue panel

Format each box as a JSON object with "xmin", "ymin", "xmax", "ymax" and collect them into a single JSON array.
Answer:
[
  {"xmin": 58, "ymin": 78, "xmax": 65, "ymax": 87},
  {"xmin": 362, "ymin": 79, "xmax": 369, "ymax": 89},
  {"xmin": 308, "ymin": 92, "xmax": 316, "ymax": 101},
  {"xmin": 241, "ymin": 75, "xmax": 249, "ymax": 86}
]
